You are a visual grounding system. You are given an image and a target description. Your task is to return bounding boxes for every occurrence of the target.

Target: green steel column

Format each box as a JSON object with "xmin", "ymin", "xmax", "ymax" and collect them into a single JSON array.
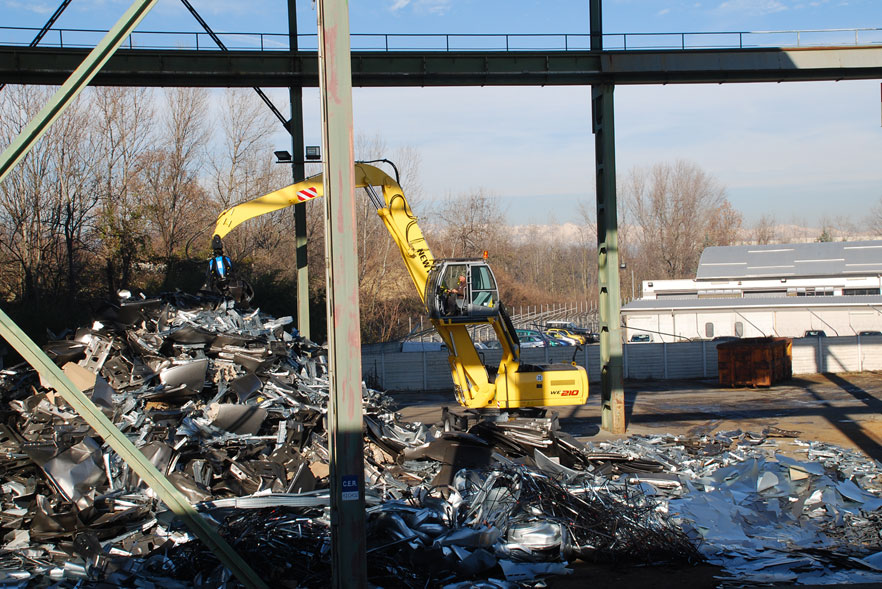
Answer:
[
  {"xmin": 591, "ymin": 0, "xmax": 626, "ymax": 433},
  {"xmin": 288, "ymin": 0, "xmax": 310, "ymax": 341},
  {"xmin": 316, "ymin": 1, "xmax": 367, "ymax": 587},
  {"xmin": 0, "ymin": 0, "xmax": 156, "ymax": 184}
]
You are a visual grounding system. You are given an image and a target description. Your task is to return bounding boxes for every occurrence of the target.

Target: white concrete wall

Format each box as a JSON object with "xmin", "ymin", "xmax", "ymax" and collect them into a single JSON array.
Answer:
[
  {"xmin": 625, "ymin": 306, "xmax": 882, "ymax": 343},
  {"xmin": 364, "ymin": 336, "xmax": 882, "ymax": 391}
]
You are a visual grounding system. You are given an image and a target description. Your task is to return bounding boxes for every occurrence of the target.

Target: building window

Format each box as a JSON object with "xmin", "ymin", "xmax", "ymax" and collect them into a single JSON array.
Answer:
[
  {"xmin": 844, "ymin": 288, "xmax": 881, "ymax": 296},
  {"xmin": 735, "ymin": 322, "xmax": 744, "ymax": 337},
  {"xmin": 705, "ymin": 322, "xmax": 714, "ymax": 338}
]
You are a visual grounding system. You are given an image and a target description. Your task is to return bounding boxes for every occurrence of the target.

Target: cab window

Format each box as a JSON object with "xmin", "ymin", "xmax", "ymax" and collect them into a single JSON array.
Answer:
[{"xmin": 469, "ymin": 264, "xmax": 497, "ymax": 307}]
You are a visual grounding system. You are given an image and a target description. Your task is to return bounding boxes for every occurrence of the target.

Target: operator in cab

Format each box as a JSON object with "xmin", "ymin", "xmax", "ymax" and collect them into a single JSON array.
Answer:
[{"xmin": 446, "ymin": 274, "xmax": 468, "ymax": 315}]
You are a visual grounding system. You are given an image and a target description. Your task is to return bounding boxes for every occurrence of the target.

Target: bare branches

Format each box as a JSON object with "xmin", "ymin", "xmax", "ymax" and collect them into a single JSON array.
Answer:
[
  {"xmin": 752, "ymin": 214, "xmax": 778, "ymax": 245},
  {"xmin": 624, "ymin": 160, "xmax": 741, "ymax": 280},
  {"xmin": 141, "ymin": 87, "xmax": 212, "ymax": 266}
]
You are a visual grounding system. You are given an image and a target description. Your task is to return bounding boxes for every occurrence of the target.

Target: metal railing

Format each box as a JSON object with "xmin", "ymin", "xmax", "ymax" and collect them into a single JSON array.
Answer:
[{"xmin": 1, "ymin": 26, "xmax": 881, "ymax": 52}]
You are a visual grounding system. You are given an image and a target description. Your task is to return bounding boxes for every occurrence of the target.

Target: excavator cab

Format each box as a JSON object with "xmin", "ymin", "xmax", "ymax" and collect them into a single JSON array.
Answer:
[{"xmin": 425, "ymin": 259, "xmax": 500, "ymax": 321}]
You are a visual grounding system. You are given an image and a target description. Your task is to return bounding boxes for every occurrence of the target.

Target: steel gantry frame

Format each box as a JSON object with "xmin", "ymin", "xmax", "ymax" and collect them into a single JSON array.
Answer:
[{"xmin": 2, "ymin": 1, "xmax": 881, "ymax": 585}]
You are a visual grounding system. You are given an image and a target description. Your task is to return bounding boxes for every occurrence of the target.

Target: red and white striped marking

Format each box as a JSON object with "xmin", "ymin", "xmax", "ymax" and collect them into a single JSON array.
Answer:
[{"xmin": 297, "ymin": 187, "xmax": 318, "ymax": 202}]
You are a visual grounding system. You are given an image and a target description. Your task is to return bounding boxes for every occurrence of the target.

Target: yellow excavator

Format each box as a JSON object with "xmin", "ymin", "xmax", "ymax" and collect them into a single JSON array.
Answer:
[{"xmin": 212, "ymin": 162, "xmax": 588, "ymax": 409}]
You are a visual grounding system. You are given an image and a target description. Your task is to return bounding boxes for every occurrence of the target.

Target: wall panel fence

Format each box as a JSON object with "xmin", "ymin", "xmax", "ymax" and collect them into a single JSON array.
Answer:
[{"xmin": 362, "ymin": 336, "xmax": 882, "ymax": 392}]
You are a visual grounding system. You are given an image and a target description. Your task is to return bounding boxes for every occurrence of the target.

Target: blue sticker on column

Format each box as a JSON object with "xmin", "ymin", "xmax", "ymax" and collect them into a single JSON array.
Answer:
[{"xmin": 342, "ymin": 475, "xmax": 359, "ymax": 501}]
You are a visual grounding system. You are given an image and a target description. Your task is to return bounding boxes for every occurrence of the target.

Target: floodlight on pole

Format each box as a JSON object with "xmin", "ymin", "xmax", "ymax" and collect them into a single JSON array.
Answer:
[{"xmin": 274, "ymin": 150, "xmax": 293, "ymax": 163}]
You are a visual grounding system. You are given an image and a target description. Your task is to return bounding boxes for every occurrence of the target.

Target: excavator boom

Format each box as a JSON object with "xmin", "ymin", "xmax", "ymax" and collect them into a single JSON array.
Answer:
[{"xmin": 213, "ymin": 163, "xmax": 588, "ymax": 409}]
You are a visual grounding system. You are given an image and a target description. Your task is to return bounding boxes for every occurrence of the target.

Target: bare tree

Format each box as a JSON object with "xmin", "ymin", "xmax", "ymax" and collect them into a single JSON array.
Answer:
[
  {"xmin": 432, "ymin": 188, "xmax": 509, "ymax": 259},
  {"xmin": 140, "ymin": 87, "xmax": 212, "ymax": 273},
  {"xmin": 0, "ymin": 85, "xmax": 98, "ymax": 301},
  {"xmin": 752, "ymin": 214, "xmax": 777, "ymax": 245},
  {"xmin": 52, "ymin": 93, "xmax": 101, "ymax": 299},
  {"xmin": 0, "ymin": 85, "xmax": 56, "ymax": 301},
  {"xmin": 92, "ymin": 86, "xmax": 154, "ymax": 294},
  {"xmin": 624, "ymin": 160, "xmax": 740, "ymax": 280},
  {"xmin": 868, "ymin": 197, "xmax": 882, "ymax": 238},
  {"xmin": 208, "ymin": 89, "xmax": 290, "ymax": 269}
]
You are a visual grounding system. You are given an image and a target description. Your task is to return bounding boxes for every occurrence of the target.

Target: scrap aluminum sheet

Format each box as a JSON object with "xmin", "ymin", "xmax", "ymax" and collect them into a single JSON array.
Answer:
[
  {"xmin": 2, "ymin": 291, "xmax": 882, "ymax": 587},
  {"xmin": 581, "ymin": 431, "xmax": 882, "ymax": 586}
]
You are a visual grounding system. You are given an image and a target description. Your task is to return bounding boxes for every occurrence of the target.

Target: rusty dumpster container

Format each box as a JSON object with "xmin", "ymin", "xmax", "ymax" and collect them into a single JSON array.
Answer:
[{"xmin": 717, "ymin": 337, "xmax": 792, "ymax": 388}]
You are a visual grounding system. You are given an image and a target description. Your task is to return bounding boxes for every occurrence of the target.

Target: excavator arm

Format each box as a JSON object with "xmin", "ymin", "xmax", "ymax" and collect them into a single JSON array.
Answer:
[
  {"xmin": 213, "ymin": 163, "xmax": 588, "ymax": 409},
  {"xmin": 214, "ymin": 163, "xmax": 433, "ymax": 302}
]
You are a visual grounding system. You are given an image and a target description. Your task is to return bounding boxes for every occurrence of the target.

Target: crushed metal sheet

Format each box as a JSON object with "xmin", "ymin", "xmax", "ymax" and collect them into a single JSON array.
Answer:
[{"xmin": 5, "ymin": 291, "xmax": 882, "ymax": 586}]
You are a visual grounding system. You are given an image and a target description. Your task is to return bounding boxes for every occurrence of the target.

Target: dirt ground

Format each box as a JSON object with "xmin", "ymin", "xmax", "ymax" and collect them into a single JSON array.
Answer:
[
  {"xmin": 389, "ymin": 372, "xmax": 882, "ymax": 588},
  {"xmin": 392, "ymin": 372, "xmax": 882, "ymax": 461}
]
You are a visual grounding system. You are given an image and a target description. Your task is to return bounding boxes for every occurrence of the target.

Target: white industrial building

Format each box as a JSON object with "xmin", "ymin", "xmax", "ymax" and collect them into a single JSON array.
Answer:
[{"xmin": 622, "ymin": 240, "xmax": 882, "ymax": 342}]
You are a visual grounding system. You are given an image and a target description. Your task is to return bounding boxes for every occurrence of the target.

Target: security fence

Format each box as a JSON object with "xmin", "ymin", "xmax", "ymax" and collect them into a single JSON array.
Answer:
[{"xmin": 362, "ymin": 335, "xmax": 882, "ymax": 392}]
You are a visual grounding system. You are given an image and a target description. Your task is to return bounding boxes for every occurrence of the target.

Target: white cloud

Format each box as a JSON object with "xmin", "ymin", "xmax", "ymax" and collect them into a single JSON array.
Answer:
[
  {"xmin": 614, "ymin": 80, "xmax": 882, "ymax": 224},
  {"xmin": 388, "ymin": 0, "xmax": 452, "ymax": 16},
  {"xmin": 658, "ymin": 8, "xmax": 672, "ymax": 16},
  {"xmin": 715, "ymin": 0, "xmax": 789, "ymax": 16},
  {"xmin": 261, "ymin": 78, "xmax": 882, "ymax": 226},
  {"xmin": 4, "ymin": 1, "xmax": 52, "ymax": 15}
]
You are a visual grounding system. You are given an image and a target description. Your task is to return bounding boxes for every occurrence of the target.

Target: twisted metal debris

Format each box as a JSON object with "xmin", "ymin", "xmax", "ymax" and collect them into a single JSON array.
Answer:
[{"xmin": 2, "ymin": 291, "xmax": 882, "ymax": 586}]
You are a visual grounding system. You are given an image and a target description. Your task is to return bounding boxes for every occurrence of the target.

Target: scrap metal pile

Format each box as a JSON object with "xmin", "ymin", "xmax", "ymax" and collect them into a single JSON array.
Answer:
[
  {"xmin": 586, "ymin": 431, "xmax": 882, "ymax": 586},
  {"xmin": 0, "ymin": 292, "xmax": 696, "ymax": 587},
  {"xmin": 1, "ymin": 292, "xmax": 882, "ymax": 586}
]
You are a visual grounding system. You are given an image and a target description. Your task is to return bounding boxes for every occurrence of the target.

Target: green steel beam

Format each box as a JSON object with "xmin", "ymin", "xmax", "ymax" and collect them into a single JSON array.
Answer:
[
  {"xmin": 288, "ymin": 0, "xmax": 311, "ymax": 342},
  {"xmin": 0, "ymin": 0, "xmax": 156, "ymax": 185},
  {"xmin": 593, "ymin": 83, "xmax": 626, "ymax": 434},
  {"xmin": 0, "ymin": 307, "xmax": 268, "ymax": 589},
  {"xmin": 591, "ymin": 0, "xmax": 626, "ymax": 434},
  {"xmin": 2, "ymin": 45, "xmax": 881, "ymax": 88},
  {"xmin": 316, "ymin": 0, "xmax": 368, "ymax": 586}
]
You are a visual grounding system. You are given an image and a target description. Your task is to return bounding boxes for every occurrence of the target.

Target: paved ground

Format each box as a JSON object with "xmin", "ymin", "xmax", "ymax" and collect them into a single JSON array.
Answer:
[
  {"xmin": 389, "ymin": 372, "xmax": 882, "ymax": 588},
  {"xmin": 391, "ymin": 372, "xmax": 882, "ymax": 461}
]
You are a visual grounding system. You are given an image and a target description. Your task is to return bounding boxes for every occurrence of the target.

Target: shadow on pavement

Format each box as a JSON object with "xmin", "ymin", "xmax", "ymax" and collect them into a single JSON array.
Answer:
[{"xmin": 818, "ymin": 373, "xmax": 882, "ymax": 461}]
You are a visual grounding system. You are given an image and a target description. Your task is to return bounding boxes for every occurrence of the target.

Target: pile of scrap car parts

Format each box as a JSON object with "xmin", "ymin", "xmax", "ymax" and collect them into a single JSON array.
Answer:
[{"xmin": 0, "ymin": 291, "xmax": 881, "ymax": 587}]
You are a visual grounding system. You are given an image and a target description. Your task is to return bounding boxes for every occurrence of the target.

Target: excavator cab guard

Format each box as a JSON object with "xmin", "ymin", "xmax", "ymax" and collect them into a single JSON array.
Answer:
[{"xmin": 425, "ymin": 259, "xmax": 499, "ymax": 321}]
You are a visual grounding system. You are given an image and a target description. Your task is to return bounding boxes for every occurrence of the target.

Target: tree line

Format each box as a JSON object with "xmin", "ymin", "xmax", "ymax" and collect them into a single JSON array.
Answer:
[{"xmin": 2, "ymin": 85, "xmax": 831, "ymax": 344}]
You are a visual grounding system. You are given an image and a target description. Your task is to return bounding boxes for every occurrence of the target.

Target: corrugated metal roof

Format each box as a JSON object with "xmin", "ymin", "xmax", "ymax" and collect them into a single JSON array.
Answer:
[
  {"xmin": 622, "ymin": 294, "xmax": 882, "ymax": 313},
  {"xmin": 695, "ymin": 240, "xmax": 882, "ymax": 280}
]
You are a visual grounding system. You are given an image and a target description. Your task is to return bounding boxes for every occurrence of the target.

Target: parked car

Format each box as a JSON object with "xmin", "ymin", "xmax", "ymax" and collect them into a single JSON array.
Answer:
[
  {"xmin": 401, "ymin": 341, "xmax": 447, "ymax": 352},
  {"xmin": 804, "ymin": 330, "xmax": 827, "ymax": 338},
  {"xmin": 518, "ymin": 334, "xmax": 547, "ymax": 348},
  {"xmin": 516, "ymin": 329, "xmax": 565, "ymax": 347},
  {"xmin": 544, "ymin": 331, "xmax": 577, "ymax": 345},
  {"xmin": 546, "ymin": 328, "xmax": 587, "ymax": 345},
  {"xmin": 546, "ymin": 321, "xmax": 593, "ymax": 338},
  {"xmin": 859, "ymin": 330, "xmax": 882, "ymax": 337},
  {"xmin": 474, "ymin": 340, "xmax": 502, "ymax": 350},
  {"xmin": 629, "ymin": 334, "xmax": 652, "ymax": 343}
]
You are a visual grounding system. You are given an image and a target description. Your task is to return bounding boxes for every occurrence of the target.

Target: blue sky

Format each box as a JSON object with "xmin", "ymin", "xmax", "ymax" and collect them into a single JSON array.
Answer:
[{"xmin": 2, "ymin": 0, "xmax": 882, "ymax": 227}]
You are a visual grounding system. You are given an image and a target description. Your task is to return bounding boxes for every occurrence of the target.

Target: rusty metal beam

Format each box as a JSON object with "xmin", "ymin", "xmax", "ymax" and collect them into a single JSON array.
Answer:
[{"xmin": 315, "ymin": 0, "xmax": 368, "ymax": 586}]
